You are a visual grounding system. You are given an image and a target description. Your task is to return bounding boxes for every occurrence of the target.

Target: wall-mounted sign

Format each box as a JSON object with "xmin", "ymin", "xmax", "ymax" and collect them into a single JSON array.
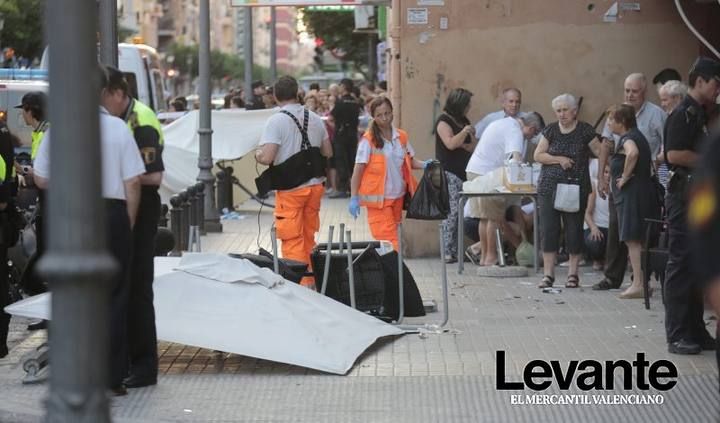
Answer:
[
  {"xmin": 418, "ymin": 0, "xmax": 444, "ymax": 5},
  {"xmin": 231, "ymin": 0, "xmax": 381, "ymax": 6},
  {"xmin": 407, "ymin": 8, "xmax": 428, "ymax": 25}
]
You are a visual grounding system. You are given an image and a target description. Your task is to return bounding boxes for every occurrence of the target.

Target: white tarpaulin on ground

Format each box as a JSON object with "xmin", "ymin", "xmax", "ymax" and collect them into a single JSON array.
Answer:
[
  {"xmin": 160, "ymin": 108, "xmax": 275, "ymax": 203},
  {"xmin": 5, "ymin": 254, "xmax": 403, "ymax": 375}
]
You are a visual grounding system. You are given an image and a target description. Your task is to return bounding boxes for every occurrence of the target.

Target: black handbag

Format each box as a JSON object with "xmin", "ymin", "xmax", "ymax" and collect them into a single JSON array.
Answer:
[{"xmin": 406, "ymin": 160, "xmax": 450, "ymax": 220}]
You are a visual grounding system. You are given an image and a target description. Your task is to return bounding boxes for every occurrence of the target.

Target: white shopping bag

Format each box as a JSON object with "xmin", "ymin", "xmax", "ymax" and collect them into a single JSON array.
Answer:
[{"xmin": 553, "ymin": 182, "xmax": 580, "ymax": 212}]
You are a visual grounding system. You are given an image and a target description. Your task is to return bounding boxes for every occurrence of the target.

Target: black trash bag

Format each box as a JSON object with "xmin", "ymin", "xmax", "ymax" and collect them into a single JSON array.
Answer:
[
  {"xmin": 228, "ymin": 248, "xmax": 309, "ymax": 284},
  {"xmin": 378, "ymin": 251, "xmax": 426, "ymax": 320},
  {"xmin": 406, "ymin": 160, "xmax": 450, "ymax": 220}
]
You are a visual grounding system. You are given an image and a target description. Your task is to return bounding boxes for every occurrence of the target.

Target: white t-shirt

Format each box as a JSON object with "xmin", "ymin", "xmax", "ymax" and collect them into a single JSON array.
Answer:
[
  {"xmin": 259, "ymin": 103, "xmax": 329, "ymax": 189},
  {"xmin": 34, "ymin": 107, "xmax": 146, "ymax": 200},
  {"xmin": 355, "ymin": 128, "xmax": 415, "ymax": 200},
  {"xmin": 466, "ymin": 117, "xmax": 524, "ymax": 176}
]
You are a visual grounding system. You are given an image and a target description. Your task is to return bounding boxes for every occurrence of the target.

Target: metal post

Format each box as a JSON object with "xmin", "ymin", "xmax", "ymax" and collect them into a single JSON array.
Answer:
[
  {"xmin": 98, "ymin": 0, "xmax": 118, "ymax": 67},
  {"xmin": 179, "ymin": 191, "xmax": 190, "ymax": 251},
  {"xmin": 197, "ymin": 0, "xmax": 222, "ymax": 232},
  {"xmin": 40, "ymin": 0, "xmax": 113, "ymax": 420},
  {"xmin": 195, "ymin": 182, "xmax": 206, "ymax": 235},
  {"xmin": 495, "ymin": 228, "xmax": 506, "ymax": 267},
  {"xmin": 320, "ymin": 225, "xmax": 334, "ymax": 295},
  {"xmin": 395, "ymin": 223, "xmax": 405, "ymax": 324},
  {"xmin": 338, "ymin": 223, "xmax": 345, "ymax": 255},
  {"xmin": 169, "ymin": 195, "xmax": 183, "ymax": 256},
  {"xmin": 225, "ymin": 166, "xmax": 235, "ymax": 211},
  {"xmin": 271, "ymin": 227, "xmax": 280, "ymax": 274},
  {"xmin": 244, "ymin": 7, "xmax": 254, "ymax": 106},
  {"xmin": 346, "ymin": 230, "xmax": 356, "ymax": 309},
  {"xmin": 270, "ymin": 7, "xmax": 277, "ymax": 82},
  {"xmin": 215, "ymin": 170, "xmax": 228, "ymax": 212},
  {"xmin": 368, "ymin": 33, "xmax": 376, "ymax": 83}
]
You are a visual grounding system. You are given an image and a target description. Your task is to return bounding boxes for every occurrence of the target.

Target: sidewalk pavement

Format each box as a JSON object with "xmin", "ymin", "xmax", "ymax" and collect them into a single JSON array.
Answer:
[{"xmin": 1, "ymin": 196, "xmax": 718, "ymax": 422}]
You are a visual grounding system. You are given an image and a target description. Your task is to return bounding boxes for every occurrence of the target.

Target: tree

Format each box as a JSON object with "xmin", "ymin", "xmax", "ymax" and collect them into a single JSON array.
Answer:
[
  {"xmin": 0, "ymin": 0, "xmax": 45, "ymax": 60},
  {"xmin": 166, "ymin": 43, "xmax": 271, "ymax": 87},
  {"xmin": 301, "ymin": 8, "xmax": 370, "ymax": 78}
]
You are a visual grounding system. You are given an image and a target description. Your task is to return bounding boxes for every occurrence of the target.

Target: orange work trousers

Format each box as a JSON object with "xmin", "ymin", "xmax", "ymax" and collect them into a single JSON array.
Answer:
[
  {"xmin": 274, "ymin": 184, "xmax": 324, "ymax": 288},
  {"xmin": 366, "ymin": 197, "xmax": 404, "ymax": 251}
]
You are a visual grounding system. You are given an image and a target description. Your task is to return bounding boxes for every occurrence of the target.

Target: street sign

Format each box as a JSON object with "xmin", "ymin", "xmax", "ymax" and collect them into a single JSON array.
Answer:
[{"xmin": 231, "ymin": 0, "xmax": 388, "ymax": 6}]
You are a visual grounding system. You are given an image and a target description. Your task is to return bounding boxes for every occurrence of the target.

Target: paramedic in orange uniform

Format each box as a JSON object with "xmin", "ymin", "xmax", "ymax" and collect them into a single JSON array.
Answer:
[
  {"xmin": 255, "ymin": 76, "xmax": 333, "ymax": 289},
  {"xmin": 349, "ymin": 96, "xmax": 428, "ymax": 250}
]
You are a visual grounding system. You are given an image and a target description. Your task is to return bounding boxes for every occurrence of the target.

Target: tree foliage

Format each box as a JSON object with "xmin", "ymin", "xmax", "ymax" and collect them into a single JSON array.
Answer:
[
  {"xmin": 167, "ymin": 43, "xmax": 270, "ymax": 84},
  {"xmin": 0, "ymin": 0, "xmax": 45, "ymax": 59},
  {"xmin": 301, "ymin": 9, "xmax": 370, "ymax": 77}
]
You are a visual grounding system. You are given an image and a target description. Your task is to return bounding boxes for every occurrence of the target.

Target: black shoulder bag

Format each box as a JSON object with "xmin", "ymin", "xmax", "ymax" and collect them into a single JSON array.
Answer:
[{"xmin": 255, "ymin": 109, "xmax": 327, "ymax": 196}]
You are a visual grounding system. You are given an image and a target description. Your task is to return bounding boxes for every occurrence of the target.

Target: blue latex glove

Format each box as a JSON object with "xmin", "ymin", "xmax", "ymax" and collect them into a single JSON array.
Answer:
[
  {"xmin": 422, "ymin": 159, "xmax": 434, "ymax": 169},
  {"xmin": 348, "ymin": 196, "xmax": 360, "ymax": 219}
]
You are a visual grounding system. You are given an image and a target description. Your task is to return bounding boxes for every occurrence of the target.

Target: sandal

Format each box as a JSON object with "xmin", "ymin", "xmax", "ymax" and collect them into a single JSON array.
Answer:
[
  {"xmin": 565, "ymin": 274, "xmax": 580, "ymax": 288},
  {"xmin": 538, "ymin": 275, "xmax": 555, "ymax": 288}
]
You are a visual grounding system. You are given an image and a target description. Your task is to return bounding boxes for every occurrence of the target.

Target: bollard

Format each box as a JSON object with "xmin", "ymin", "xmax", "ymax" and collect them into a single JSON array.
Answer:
[
  {"xmin": 187, "ymin": 185, "xmax": 201, "ymax": 252},
  {"xmin": 179, "ymin": 190, "xmax": 190, "ymax": 251},
  {"xmin": 216, "ymin": 169, "xmax": 229, "ymax": 213},
  {"xmin": 188, "ymin": 185, "xmax": 198, "ymax": 227},
  {"xmin": 224, "ymin": 166, "xmax": 235, "ymax": 211},
  {"xmin": 158, "ymin": 203, "xmax": 169, "ymax": 227},
  {"xmin": 195, "ymin": 182, "xmax": 206, "ymax": 235},
  {"xmin": 169, "ymin": 195, "xmax": 183, "ymax": 256}
]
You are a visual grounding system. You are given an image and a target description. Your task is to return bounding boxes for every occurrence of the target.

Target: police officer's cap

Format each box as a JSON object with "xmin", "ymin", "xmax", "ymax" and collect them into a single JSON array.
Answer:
[
  {"xmin": 14, "ymin": 91, "xmax": 47, "ymax": 112},
  {"xmin": 690, "ymin": 57, "xmax": 720, "ymax": 82}
]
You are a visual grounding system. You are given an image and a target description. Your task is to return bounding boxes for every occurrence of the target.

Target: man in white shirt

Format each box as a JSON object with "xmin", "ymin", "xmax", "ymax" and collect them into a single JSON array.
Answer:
[
  {"xmin": 465, "ymin": 112, "xmax": 544, "ymax": 266},
  {"xmin": 594, "ymin": 72, "xmax": 666, "ymax": 291},
  {"xmin": 474, "ymin": 88, "xmax": 522, "ymax": 140},
  {"xmin": 34, "ymin": 66, "xmax": 146, "ymax": 396},
  {"xmin": 255, "ymin": 76, "xmax": 332, "ymax": 289}
]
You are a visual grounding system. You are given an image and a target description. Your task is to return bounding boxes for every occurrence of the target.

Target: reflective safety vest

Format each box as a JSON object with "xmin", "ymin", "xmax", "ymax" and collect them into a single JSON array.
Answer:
[
  {"xmin": 126, "ymin": 98, "xmax": 164, "ymax": 145},
  {"xmin": 30, "ymin": 121, "xmax": 49, "ymax": 160},
  {"xmin": 0, "ymin": 154, "xmax": 6, "ymax": 184},
  {"xmin": 358, "ymin": 128, "xmax": 418, "ymax": 209}
]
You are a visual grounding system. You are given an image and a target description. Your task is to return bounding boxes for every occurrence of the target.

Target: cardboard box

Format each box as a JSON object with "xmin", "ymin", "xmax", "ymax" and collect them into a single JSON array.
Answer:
[{"xmin": 503, "ymin": 162, "xmax": 534, "ymax": 192}]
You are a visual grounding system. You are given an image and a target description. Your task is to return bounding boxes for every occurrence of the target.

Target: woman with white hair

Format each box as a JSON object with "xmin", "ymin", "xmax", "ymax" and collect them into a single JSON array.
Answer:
[{"xmin": 534, "ymin": 94, "xmax": 603, "ymax": 288}]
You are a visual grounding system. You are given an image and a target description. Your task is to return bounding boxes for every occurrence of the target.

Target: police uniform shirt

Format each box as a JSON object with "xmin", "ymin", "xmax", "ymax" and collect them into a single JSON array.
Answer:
[
  {"xmin": 331, "ymin": 94, "xmax": 361, "ymax": 134},
  {"xmin": 259, "ymin": 103, "xmax": 329, "ymax": 189},
  {"xmin": 664, "ymin": 94, "xmax": 707, "ymax": 172},
  {"xmin": 123, "ymin": 99, "xmax": 164, "ymax": 174},
  {"xmin": 0, "ymin": 123, "xmax": 13, "ymax": 203},
  {"xmin": 34, "ymin": 107, "xmax": 146, "ymax": 200},
  {"xmin": 689, "ymin": 131, "xmax": 720, "ymax": 285}
]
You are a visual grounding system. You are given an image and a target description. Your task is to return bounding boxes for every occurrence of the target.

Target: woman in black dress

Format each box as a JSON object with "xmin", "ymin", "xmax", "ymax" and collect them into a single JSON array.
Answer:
[
  {"xmin": 534, "ymin": 94, "xmax": 603, "ymax": 288},
  {"xmin": 435, "ymin": 88, "xmax": 477, "ymax": 263},
  {"xmin": 605, "ymin": 104, "xmax": 655, "ymax": 299}
]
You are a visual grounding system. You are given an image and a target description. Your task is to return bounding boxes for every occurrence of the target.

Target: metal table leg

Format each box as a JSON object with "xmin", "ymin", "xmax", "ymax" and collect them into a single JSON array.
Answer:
[
  {"xmin": 532, "ymin": 196, "xmax": 539, "ymax": 274},
  {"xmin": 458, "ymin": 195, "xmax": 467, "ymax": 274}
]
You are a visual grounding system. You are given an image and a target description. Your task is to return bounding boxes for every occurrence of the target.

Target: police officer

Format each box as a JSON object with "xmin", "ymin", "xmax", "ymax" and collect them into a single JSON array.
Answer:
[
  {"xmin": 0, "ymin": 121, "xmax": 16, "ymax": 358},
  {"xmin": 689, "ymin": 129, "xmax": 720, "ymax": 390},
  {"xmin": 329, "ymin": 78, "xmax": 361, "ymax": 197},
  {"xmin": 101, "ymin": 66, "xmax": 164, "ymax": 388},
  {"xmin": 663, "ymin": 57, "xmax": 720, "ymax": 355},
  {"xmin": 14, "ymin": 92, "xmax": 50, "ymax": 305}
]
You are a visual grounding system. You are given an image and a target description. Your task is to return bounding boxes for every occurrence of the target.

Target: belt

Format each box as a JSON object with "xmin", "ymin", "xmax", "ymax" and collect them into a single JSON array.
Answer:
[{"xmin": 105, "ymin": 199, "xmax": 127, "ymax": 206}]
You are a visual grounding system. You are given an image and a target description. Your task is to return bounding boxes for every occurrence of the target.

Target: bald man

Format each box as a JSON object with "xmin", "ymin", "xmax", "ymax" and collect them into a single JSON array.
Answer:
[{"xmin": 595, "ymin": 73, "xmax": 666, "ymax": 292}]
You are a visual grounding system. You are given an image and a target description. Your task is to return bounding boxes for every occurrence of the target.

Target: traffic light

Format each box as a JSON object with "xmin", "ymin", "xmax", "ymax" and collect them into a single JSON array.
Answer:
[{"xmin": 313, "ymin": 47, "xmax": 324, "ymax": 70}]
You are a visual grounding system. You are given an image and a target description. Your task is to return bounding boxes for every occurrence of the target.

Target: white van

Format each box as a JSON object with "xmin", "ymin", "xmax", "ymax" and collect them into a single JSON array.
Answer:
[
  {"xmin": 41, "ymin": 43, "xmax": 168, "ymax": 113},
  {"xmin": 0, "ymin": 71, "xmax": 48, "ymax": 146},
  {"xmin": 117, "ymin": 43, "xmax": 167, "ymax": 112}
]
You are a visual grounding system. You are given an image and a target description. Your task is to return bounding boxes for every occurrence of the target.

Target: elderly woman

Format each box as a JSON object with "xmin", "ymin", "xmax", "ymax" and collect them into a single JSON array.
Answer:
[
  {"xmin": 348, "ymin": 96, "xmax": 427, "ymax": 250},
  {"xmin": 534, "ymin": 94, "xmax": 603, "ymax": 288},
  {"xmin": 435, "ymin": 88, "xmax": 477, "ymax": 263},
  {"xmin": 604, "ymin": 104, "xmax": 656, "ymax": 299}
]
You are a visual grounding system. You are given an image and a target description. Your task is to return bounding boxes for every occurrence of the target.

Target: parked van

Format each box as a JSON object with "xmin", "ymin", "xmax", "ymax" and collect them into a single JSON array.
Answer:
[
  {"xmin": 0, "ymin": 71, "xmax": 48, "ymax": 146},
  {"xmin": 41, "ymin": 42, "xmax": 168, "ymax": 113}
]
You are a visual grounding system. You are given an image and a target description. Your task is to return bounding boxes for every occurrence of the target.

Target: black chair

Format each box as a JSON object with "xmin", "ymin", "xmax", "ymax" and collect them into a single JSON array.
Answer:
[{"xmin": 642, "ymin": 218, "xmax": 669, "ymax": 310}]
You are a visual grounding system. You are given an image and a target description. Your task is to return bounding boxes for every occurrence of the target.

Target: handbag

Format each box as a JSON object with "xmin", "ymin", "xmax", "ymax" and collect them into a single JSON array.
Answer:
[{"xmin": 553, "ymin": 179, "xmax": 580, "ymax": 213}]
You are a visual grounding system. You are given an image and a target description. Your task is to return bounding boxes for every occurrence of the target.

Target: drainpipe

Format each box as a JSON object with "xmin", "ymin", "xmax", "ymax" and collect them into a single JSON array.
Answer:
[{"xmin": 390, "ymin": 0, "xmax": 402, "ymax": 126}]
